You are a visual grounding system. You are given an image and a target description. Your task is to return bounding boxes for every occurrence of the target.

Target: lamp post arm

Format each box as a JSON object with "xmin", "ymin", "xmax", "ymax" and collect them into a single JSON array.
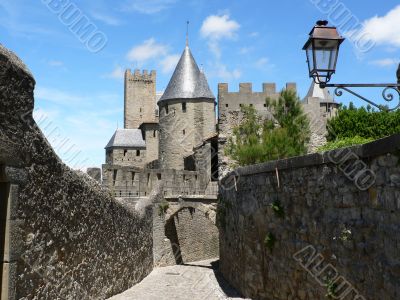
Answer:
[{"xmin": 319, "ymin": 83, "xmax": 400, "ymax": 111}]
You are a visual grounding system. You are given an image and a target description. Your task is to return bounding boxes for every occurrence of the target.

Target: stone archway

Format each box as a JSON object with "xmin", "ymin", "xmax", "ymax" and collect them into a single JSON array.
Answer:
[{"xmin": 164, "ymin": 204, "xmax": 219, "ymax": 264}]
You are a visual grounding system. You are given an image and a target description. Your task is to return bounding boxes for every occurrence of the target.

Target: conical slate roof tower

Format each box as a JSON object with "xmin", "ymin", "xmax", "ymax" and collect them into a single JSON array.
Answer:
[
  {"xmin": 158, "ymin": 42, "xmax": 216, "ymax": 170},
  {"xmin": 159, "ymin": 45, "xmax": 215, "ymax": 103}
]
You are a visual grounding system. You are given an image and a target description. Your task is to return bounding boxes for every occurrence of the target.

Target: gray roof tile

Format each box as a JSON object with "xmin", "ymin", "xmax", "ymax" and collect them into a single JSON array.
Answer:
[
  {"xmin": 105, "ymin": 129, "xmax": 145, "ymax": 149},
  {"xmin": 158, "ymin": 46, "xmax": 215, "ymax": 103}
]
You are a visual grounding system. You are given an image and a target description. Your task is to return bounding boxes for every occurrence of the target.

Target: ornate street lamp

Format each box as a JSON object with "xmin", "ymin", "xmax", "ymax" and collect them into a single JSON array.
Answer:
[{"xmin": 303, "ymin": 20, "xmax": 400, "ymax": 111}]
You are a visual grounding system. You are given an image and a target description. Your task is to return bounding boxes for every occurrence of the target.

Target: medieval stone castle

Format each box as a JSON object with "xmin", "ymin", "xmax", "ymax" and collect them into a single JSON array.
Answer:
[
  {"xmin": 101, "ymin": 42, "xmax": 339, "ymax": 198},
  {"xmin": 2, "ymin": 38, "xmax": 399, "ymax": 300}
]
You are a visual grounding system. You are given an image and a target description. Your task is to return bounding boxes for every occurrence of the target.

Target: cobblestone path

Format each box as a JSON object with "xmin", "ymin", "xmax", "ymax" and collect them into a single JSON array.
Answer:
[{"xmin": 108, "ymin": 259, "xmax": 248, "ymax": 300}]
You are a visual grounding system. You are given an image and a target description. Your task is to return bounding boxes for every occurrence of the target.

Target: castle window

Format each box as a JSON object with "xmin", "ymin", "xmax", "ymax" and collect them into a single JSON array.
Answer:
[
  {"xmin": 166, "ymin": 105, "xmax": 169, "ymax": 114},
  {"xmin": 183, "ymin": 129, "xmax": 186, "ymax": 135},
  {"xmin": 239, "ymin": 104, "xmax": 243, "ymax": 107},
  {"xmin": 136, "ymin": 150, "xmax": 140, "ymax": 156},
  {"xmin": 140, "ymin": 107, "xmax": 142, "ymax": 112},
  {"xmin": 225, "ymin": 104, "xmax": 228, "ymax": 108},
  {"xmin": 157, "ymin": 173, "xmax": 161, "ymax": 180},
  {"xmin": 153, "ymin": 130, "xmax": 156, "ymax": 137},
  {"xmin": 182, "ymin": 102, "xmax": 187, "ymax": 112},
  {"xmin": 264, "ymin": 104, "xmax": 267, "ymax": 107},
  {"xmin": 124, "ymin": 149, "xmax": 127, "ymax": 156}
]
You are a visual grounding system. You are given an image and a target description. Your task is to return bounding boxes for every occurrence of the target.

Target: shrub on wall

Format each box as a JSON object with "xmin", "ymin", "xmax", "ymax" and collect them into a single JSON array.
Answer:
[
  {"xmin": 225, "ymin": 89, "xmax": 310, "ymax": 166},
  {"xmin": 326, "ymin": 103, "xmax": 400, "ymax": 141}
]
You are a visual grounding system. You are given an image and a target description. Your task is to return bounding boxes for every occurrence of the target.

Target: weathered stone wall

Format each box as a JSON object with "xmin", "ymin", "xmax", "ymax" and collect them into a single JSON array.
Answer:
[
  {"xmin": 151, "ymin": 188, "xmax": 219, "ymax": 267},
  {"xmin": 219, "ymin": 134, "xmax": 400, "ymax": 300},
  {"xmin": 158, "ymin": 98, "xmax": 216, "ymax": 170},
  {"xmin": 106, "ymin": 147, "xmax": 147, "ymax": 168},
  {"xmin": 141, "ymin": 123, "xmax": 159, "ymax": 164},
  {"xmin": 124, "ymin": 69, "xmax": 157, "ymax": 129},
  {"xmin": 0, "ymin": 45, "xmax": 153, "ymax": 299},
  {"xmin": 302, "ymin": 96, "xmax": 339, "ymax": 152},
  {"xmin": 217, "ymin": 83, "xmax": 295, "ymax": 178}
]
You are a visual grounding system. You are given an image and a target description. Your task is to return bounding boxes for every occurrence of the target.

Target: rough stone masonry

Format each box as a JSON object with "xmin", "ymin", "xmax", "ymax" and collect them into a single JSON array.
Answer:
[
  {"xmin": 0, "ymin": 45, "xmax": 153, "ymax": 299},
  {"xmin": 219, "ymin": 134, "xmax": 400, "ymax": 300}
]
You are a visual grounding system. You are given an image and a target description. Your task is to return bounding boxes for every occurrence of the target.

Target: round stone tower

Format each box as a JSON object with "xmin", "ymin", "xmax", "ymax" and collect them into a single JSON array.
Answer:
[{"xmin": 158, "ymin": 44, "xmax": 216, "ymax": 170}]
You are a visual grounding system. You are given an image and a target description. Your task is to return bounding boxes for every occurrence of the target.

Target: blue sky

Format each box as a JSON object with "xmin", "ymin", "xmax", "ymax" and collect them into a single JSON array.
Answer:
[{"xmin": 1, "ymin": 0, "xmax": 400, "ymax": 169}]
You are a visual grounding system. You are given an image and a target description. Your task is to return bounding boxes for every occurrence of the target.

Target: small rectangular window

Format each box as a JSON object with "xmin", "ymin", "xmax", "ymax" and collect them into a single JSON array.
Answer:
[
  {"xmin": 153, "ymin": 130, "xmax": 156, "ymax": 137},
  {"xmin": 264, "ymin": 104, "xmax": 267, "ymax": 107},
  {"xmin": 225, "ymin": 104, "xmax": 228, "ymax": 108},
  {"xmin": 136, "ymin": 150, "xmax": 140, "ymax": 156},
  {"xmin": 182, "ymin": 102, "xmax": 187, "ymax": 112},
  {"xmin": 183, "ymin": 129, "xmax": 186, "ymax": 135},
  {"xmin": 166, "ymin": 105, "xmax": 169, "ymax": 114},
  {"xmin": 140, "ymin": 107, "xmax": 142, "ymax": 112},
  {"xmin": 124, "ymin": 149, "xmax": 127, "ymax": 156}
]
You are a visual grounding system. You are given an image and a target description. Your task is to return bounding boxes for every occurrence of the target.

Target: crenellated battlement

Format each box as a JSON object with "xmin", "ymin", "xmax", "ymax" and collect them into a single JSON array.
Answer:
[
  {"xmin": 125, "ymin": 69, "xmax": 156, "ymax": 82},
  {"xmin": 124, "ymin": 68, "xmax": 157, "ymax": 129},
  {"xmin": 218, "ymin": 82, "xmax": 296, "ymax": 95}
]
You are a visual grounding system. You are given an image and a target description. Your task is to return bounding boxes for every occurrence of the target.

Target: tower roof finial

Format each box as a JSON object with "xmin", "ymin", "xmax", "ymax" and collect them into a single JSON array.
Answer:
[{"xmin": 186, "ymin": 20, "xmax": 189, "ymax": 47}]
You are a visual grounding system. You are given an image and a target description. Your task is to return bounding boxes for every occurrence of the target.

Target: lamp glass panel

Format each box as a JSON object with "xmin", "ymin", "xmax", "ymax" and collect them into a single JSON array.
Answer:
[{"xmin": 313, "ymin": 39, "xmax": 339, "ymax": 71}]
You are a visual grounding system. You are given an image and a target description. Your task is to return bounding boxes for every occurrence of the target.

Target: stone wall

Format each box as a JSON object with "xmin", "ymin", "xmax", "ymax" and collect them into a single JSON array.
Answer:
[
  {"xmin": 151, "ymin": 188, "xmax": 219, "ymax": 267},
  {"xmin": 124, "ymin": 69, "xmax": 157, "ymax": 129},
  {"xmin": 302, "ymin": 96, "xmax": 339, "ymax": 152},
  {"xmin": 219, "ymin": 134, "xmax": 400, "ymax": 300},
  {"xmin": 106, "ymin": 147, "xmax": 147, "ymax": 168},
  {"xmin": 217, "ymin": 82, "xmax": 295, "ymax": 179},
  {"xmin": 0, "ymin": 45, "xmax": 153, "ymax": 299},
  {"xmin": 101, "ymin": 165, "xmax": 212, "ymax": 198},
  {"xmin": 141, "ymin": 123, "xmax": 159, "ymax": 164},
  {"xmin": 158, "ymin": 98, "xmax": 216, "ymax": 170}
]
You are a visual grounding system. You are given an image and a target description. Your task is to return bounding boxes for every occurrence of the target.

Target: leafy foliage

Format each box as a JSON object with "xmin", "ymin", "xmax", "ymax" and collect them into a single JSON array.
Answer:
[
  {"xmin": 317, "ymin": 136, "xmax": 374, "ymax": 152},
  {"xmin": 225, "ymin": 89, "xmax": 310, "ymax": 166},
  {"xmin": 158, "ymin": 201, "xmax": 169, "ymax": 217},
  {"xmin": 270, "ymin": 200, "xmax": 285, "ymax": 219},
  {"xmin": 325, "ymin": 280, "xmax": 338, "ymax": 299},
  {"xmin": 326, "ymin": 103, "xmax": 400, "ymax": 141},
  {"xmin": 264, "ymin": 233, "xmax": 276, "ymax": 252}
]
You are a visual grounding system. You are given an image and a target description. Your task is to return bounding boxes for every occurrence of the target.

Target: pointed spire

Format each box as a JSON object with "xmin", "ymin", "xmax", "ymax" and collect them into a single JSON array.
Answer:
[
  {"xmin": 186, "ymin": 21, "xmax": 189, "ymax": 47},
  {"xmin": 158, "ymin": 44, "xmax": 215, "ymax": 103}
]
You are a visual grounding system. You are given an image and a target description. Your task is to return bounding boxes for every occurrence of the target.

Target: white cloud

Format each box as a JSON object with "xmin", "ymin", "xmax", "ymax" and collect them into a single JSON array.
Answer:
[
  {"xmin": 90, "ymin": 12, "xmax": 122, "ymax": 26},
  {"xmin": 210, "ymin": 63, "xmax": 241, "ymax": 80},
  {"xmin": 239, "ymin": 47, "xmax": 253, "ymax": 55},
  {"xmin": 249, "ymin": 32, "xmax": 259, "ymax": 38},
  {"xmin": 200, "ymin": 14, "xmax": 240, "ymax": 59},
  {"xmin": 354, "ymin": 5, "xmax": 400, "ymax": 48},
  {"xmin": 126, "ymin": 38, "xmax": 168, "ymax": 65},
  {"xmin": 48, "ymin": 60, "xmax": 64, "ymax": 67},
  {"xmin": 121, "ymin": 0, "xmax": 177, "ymax": 14},
  {"xmin": 369, "ymin": 58, "xmax": 399, "ymax": 67},
  {"xmin": 200, "ymin": 14, "xmax": 240, "ymax": 40},
  {"xmin": 35, "ymin": 87, "xmax": 88, "ymax": 105},
  {"xmin": 104, "ymin": 66, "xmax": 125, "ymax": 79},
  {"xmin": 160, "ymin": 54, "xmax": 180, "ymax": 73},
  {"xmin": 256, "ymin": 57, "xmax": 269, "ymax": 66}
]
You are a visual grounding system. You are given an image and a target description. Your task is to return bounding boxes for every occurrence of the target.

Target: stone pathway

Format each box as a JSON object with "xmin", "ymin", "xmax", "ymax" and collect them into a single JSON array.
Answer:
[{"xmin": 108, "ymin": 259, "xmax": 248, "ymax": 300}]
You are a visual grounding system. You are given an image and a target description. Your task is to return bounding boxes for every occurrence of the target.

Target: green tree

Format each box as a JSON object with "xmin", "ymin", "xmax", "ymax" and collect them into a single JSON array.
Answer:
[{"xmin": 225, "ymin": 89, "xmax": 310, "ymax": 166}]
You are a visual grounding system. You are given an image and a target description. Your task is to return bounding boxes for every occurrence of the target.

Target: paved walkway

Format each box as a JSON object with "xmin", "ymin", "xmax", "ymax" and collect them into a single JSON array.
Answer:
[{"xmin": 108, "ymin": 259, "xmax": 248, "ymax": 300}]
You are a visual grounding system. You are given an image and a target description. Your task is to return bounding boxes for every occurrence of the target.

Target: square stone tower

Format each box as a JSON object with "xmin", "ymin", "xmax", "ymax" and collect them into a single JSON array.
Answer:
[{"xmin": 124, "ymin": 69, "xmax": 157, "ymax": 129}]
